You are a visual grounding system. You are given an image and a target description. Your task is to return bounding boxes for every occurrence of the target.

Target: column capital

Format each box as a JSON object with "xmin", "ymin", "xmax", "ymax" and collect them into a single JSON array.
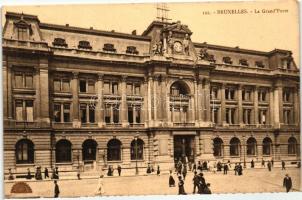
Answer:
[
  {"xmin": 221, "ymin": 82, "xmax": 226, "ymax": 89},
  {"xmin": 153, "ymin": 74, "xmax": 161, "ymax": 81},
  {"xmin": 238, "ymin": 84, "xmax": 243, "ymax": 89},
  {"xmin": 72, "ymin": 72, "xmax": 79, "ymax": 79},
  {"xmin": 97, "ymin": 74, "xmax": 104, "ymax": 81},
  {"xmin": 121, "ymin": 75, "xmax": 127, "ymax": 82}
]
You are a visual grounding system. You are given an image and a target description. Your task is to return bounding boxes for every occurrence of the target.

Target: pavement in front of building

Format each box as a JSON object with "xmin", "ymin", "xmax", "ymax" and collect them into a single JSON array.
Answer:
[{"xmin": 4, "ymin": 168, "xmax": 300, "ymax": 198}]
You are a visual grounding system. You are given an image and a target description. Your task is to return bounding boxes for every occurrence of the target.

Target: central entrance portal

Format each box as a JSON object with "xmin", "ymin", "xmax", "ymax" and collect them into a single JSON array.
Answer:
[{"xmin": 173, "ymin": 135, "xmax": 195, "ymax": 164}]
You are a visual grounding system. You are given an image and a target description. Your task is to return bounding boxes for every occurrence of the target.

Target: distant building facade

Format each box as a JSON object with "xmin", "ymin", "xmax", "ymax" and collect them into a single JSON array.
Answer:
[{"xmin": 3, "ymin": 12, "xmax": 300, "ymax": 174}]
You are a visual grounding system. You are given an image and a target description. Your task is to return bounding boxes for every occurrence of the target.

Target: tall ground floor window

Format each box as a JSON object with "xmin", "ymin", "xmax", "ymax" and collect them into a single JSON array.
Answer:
[
  {"xmin": 130, "ymin": 139, "xmax": 144, "ymax": 160},
  {"xmin": 56, "ymin": 139, "xmax": 72, "ymax": 163},
  {"xmin": 213, "ymin": 137, "xmax": 223, "ymax": 157},
  {"xmin": 288, "ymin": 137, "xmax": 298, "ymax": 155},
  {"xmin": 230, "ymin": 137, "xmax": 240, "ymax": 156},
  {"xmin": 262, "ymin": 137, "xmax": 272, "ymax": 155},
  {"xmin": 246, "ymin": 137, "xmax": 257, "ymax": 156},
  {"xmin": 15, "ymin": 139, "xmax": 34, "ymax": 164},
  {"xmin": 107, "ymin": 139, "xmax": 122, "ymax": 161}
]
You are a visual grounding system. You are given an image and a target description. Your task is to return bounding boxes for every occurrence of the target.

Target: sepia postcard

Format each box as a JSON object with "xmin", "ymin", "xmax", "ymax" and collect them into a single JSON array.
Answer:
[{"xmin": 1, "ymin": 0, "xmax": 301, "ymax": 198}]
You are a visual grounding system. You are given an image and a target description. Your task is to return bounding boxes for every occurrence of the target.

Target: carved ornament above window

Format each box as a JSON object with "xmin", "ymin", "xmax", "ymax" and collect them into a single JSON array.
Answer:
[
  {"xmin": 255, "ymin": 61, "xmax": 265, "ymax": 68},
  {"xmin": 52, "ymin": 38, "xmax": 68, "ymax": 48},
  {"xmin": 239, "ymin": 59, "xmax": 249, "ymax": 66},
  {"xmin": 78, "ymin": 40, "xmax": 92, "ymax": 50},
  {"xmin": 126, "ymin": 46, "xmax": 139, "ymax": 55},
  {"xmin": 103, "ymin": 43, "xmax": 116, "ymax": 52},
  {"xmin": 223, "ymin": 56, "xmax": 233, "ymax": 64}
]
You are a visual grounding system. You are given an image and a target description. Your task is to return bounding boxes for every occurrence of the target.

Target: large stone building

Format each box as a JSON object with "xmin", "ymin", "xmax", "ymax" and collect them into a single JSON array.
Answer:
[{"xmin": 2, "ymin": 12, "xmax": 300, "ymax": 175}]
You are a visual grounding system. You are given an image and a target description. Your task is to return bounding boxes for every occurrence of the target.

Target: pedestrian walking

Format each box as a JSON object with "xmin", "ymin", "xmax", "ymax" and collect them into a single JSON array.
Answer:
[
  {"xmin": 55, "ymin": 167, "xmax": 59, "ymax": 179},
  {"xmin": 197, "ymin": 161, "xmax": 202, "ymax": 172},
  {"xmin": 238, "ymin": 163, "xmax": 243, "ymax": 176},
  {"xmin": 282, "ymin": 160, "xmax": 286, "ymax": 170},
  {"xmin": 169, "ymin": 170, "xmax": 175, "ymax": 187},
  {"xmin": 26, "ymin": 168, "xmax": 32, "ymax": 179},
  {"xmin": 95, "ymin": 175, "xmax": 105, "ymax": 196},
  {"xmin": 261, "ymin": 159, "xmax": 265, "ymax": 168},
  {"xmin": 283, "ymin": 174, "xmax": 292, "ymax": 193},
  {"xmin": 267, "ymin": 161, "xmax": 272, "ymax": 171},
  {"xmin": 223, "ymin": 164, "xmax": 228, "ymax": 175},
  {"xmin": 182, "ymin": 164, "xmax": 187, "ymax": 179},
  {"xmin": 54, "ymin": 180, "xmax": 60, "ymax": 198},
  {"xmin": 192, "ymin": 171, "xmax": 199, "ymax": 194},
  {"xmin": 193, "ymin": 162, "xmax": 196, "ymax": 172},
  {"xmin": 178, "ymin": 176, "xmax": 186, "ymax": 195},
  {"xmin": 251, "ymin": 160, "xmax": 255, "ymax": 168},
  {"xmin": 117, "ymin": 165, "xmax": 122, "ymax": 176},
  {"xmin": 157, "ymin": 165, "xmax": 161, "ymax": 176},
  {"xmin": 234, "ymin": 163, "xmax": 238, "ymax": 175},
  {"xmin": 146, "ymin": 164, "xmax": 151, "ymax": 174},
  {"xmin": 44, "ymin": 167, "xmax": 49, "ymax": 179},
  {"xmin": 198, "ymin": 173, "xmax": 206, "ymax": 194},
  {"xmin": 271, "ymin": 159, "xmax": 274, "ymax": 167}
]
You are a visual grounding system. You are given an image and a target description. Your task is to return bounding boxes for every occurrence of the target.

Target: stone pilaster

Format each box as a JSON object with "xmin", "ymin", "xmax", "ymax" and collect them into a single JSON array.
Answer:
[
  {"xmin": 197, "ymin": 79, "xmax": 204, "ymax": 124},
  {"xmin": 238, "ymin": 85, "xmax": 243, "ymax": 126},
  {"xmin": 147, "ymin": 76, "xmax": 153, "ymax": 127},
  {"xmin": 96, "ymin": 74, "xmax": 104, "ymax": 127},
  {"xmin": 153, "ymin": 75, "xmax": 160, "ymax": 125},
  {"xmin": 269, "ymin": 87, "xmax": 274, "ymax": 126},
  {"xmin": 3, "ymin": 59, "xmax": 8, "ymax": 120},
  {"xmin": 120, "ymin": 75, "xmax": 128, "ymax": 127},
  {"xmin": 34, "ymin": 67, "xmax": 40, "ymax": 122},
  {"xmin": 220, "ymin": 83, "xmax": 226, "ymax": 125},
  {"xmin": 253, "ymin": 86, "xmax": 259, "ymax": 126},
  {"xmin": 71, "ymin": 72, "xmax": 80, "ymax": 128},
  {"xmin": 293, "ymin": 86, "xmax": 299, "ymax": 125},
  {"xmin": 161, "ymin": 75, "xmax": 168, "ymax": 124},
  {"xmin": 39, "ymin": 61, "xmax": 50, "ymax": 125},
  {"xmin": 204, "ymin": 78, "xmax": 211, "ymax": 124},
  {"xmin": 142, "ymin": 77, "xmax": 148, "ymax": 126}
]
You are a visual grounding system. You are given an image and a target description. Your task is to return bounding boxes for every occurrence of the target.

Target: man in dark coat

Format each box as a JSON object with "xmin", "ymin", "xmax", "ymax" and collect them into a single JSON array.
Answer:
[
  {"xmin": 203, "ymin": 183, "xmax": 212, "ymax": 194},
  {"xmin": 282, "ymin": 160, "xmax": 286, "ymax": 170},
  {"xmin": 169, "ymin": 170, "xmax": 175, "ymax": 187},
  {"xmin": 271, "ymin": 159, "xmax": 274, "ymax": 167},
  {"xmin": 26, "ymin": 168, "xmax": 32, "ymax": 179},
  {"xmin": 198, "ymin": 173, "xmax": 206, "ymax": 194},
  {"xmin": 283, "ymin": 174, "xmax": 292, "ymax": 192},
  {"xmin": 261, "ymin": 159, "xmax": 265, "ymax": 168},
  {"xmin": 117, "ymin": 165, "xmax": 122, "ymax": 176},
  {"xmin": 178, "ymin": 176, "xmax": 186, "ymax": 195},
  {"xmin": 223, "ymin": 164, "xmax": 228, "ymax": 175},
  {"xmin": 267, "ymin": 161, "xmax": 272, "ymax": 171},
  {"xmin": 44, "ymin": 167, "xmax": 49, "ymax": 179},
  {"xmin": 238, "ymin": 163, "xmax": 243, "ymax": 176},
  {"xmin": 55, "ymin": 167, "xmax": 59, "ymax": 179},
  {"xmin": 251, "ymin": 160, "xmax": 255, "ymax": 168},
  {"xmin": 182, "ymin": 164, "xmax": 187, "ymax": 180},
  {"xmin": 234, "ymin": 163, "xmax": 238, "ymax": 175},
  {"xmin": 54, "ymin": 180, "xmax": 60, "ymax": 198},
  {"xmin": 192, "ymin": 171, "xmax": 199, "ymax": 194},
  {"xmin": 193, "ymin": 162, "xmax": 197, "ymax": 172},
  {"xmin": 157, "ymin": 165, "xmax": 161, "ymax": 176},
  {"xmin": 146, "ymin": 164, "xmax": 151, "ymax": 174}
]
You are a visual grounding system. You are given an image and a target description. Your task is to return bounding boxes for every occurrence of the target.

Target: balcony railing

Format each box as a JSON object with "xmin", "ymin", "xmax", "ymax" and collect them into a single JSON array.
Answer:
[
  {"xmin": 173, "ymin": 122, "xmax": 195, "ymax": 127},
  {"xmin": 52, "ymin": 122, "xmax": 73, "ymax": 129},
  {"xmin": 129, "ymin": 123, "xmax": 145, "ymax": 128},
  {"xmin": 105, "ymin": 123, "xmax": 122, "ymax": 128}
]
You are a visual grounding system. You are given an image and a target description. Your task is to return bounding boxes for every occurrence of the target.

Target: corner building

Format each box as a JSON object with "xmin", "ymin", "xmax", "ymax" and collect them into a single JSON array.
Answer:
[{"xmin": 3, "ymin": 12, "xmax": 300, "ymax": 175}]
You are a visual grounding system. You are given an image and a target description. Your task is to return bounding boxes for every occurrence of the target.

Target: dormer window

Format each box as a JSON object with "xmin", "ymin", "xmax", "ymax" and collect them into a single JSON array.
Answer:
[
  {"xmin": 14, "ymin": 16, "xmax": 31, "ymax": 41},
  {"xmin": 52, "ymin": 38, "xmax": 68, "ymax": 48},
  {"xmin": 78, "ymin": 40, "xmax": 92, "ymax": 50},
  {"xmin": 126, "ymin": 46, "xmax": 139, "ymax": 55},
  {"xmin": 223, "ymin": 57, "xmax": 233, "ymax": 64},
  {"xmin": 239, "ymin": 59, "xmax": 249, "ymax": 66},
  {"xmin": 282, "ymin": 58, "xmax": 292, "ymax": 70},
  {"xmin": 255, "ymin": 61, "xmax": 265, "ymax": 68},
  {"xmin": 103, "ymin": 43, "xmax": 116, "ymax": 53}
]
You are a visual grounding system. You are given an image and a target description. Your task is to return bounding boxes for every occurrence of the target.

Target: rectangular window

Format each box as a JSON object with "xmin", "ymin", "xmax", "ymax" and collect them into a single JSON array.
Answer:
[
  {"xmin": 54, "ymin": 79, "xmax": 61, "ymax": 91},
  {"xmin": 25, "ymin": 74, "xmax": 33, "ymax": 88},
  {"xmin": 80, "ymin": 104, "xmax": 87, "ymax": 123},
  {"xmin": 134, "ymin": 84, "xmax": 140, "ymax": 95},
  {"xmin": 63, "ymin": 104, "xmax": 70, "ymax": 122},
  {"xmin": 259, "ymin": 110, "xmax": 267, "ymax": 124},
  {"xmin": 105, "ymin": 105, "xmax": 111, "ymax": 123},
  {"xmin": 135, "ymin": 108, "xmax": 141, "ymax": 123},
  {"xmin": 89, "ymin": 105, "xmax": 95, "ymax": 123},
  {"xmin": 15, "ymin": 73, "xmax": 23, "ymax": 88},
  {"xmin": 112, "ymin": 82, "xmax": 118, "ymax": 95},
  {"xmin": 54, "ymin": 104, "xmax": 61, "ymax": 122},
  {"xmin": 127, "ymin": 84, "xmax": 133, "ymax": 95},
  {"xmin": 88, "ymin": 81, "xmax": 95, "ymax": 93},
  {"xmin": 15, "ymin": 100, "xmax": 23, "ymax": 121},
  {"xmin": 226, "ymin": 108, "xmax": 230, "ymax": 124},
  {"xmin": 211, "ymin": 87, "xmax": 218, "ymax": 99},
  {"xmin": 104, "ymin": 82, "xmax": 110, "ymax": 94},
  {"xmin": 128, "ymin": 106, "xmax": 133, "ymax": 123},
  {"xmin": 213, "ymin": 108, "xmax": 218, "ymax": 123},
  {"xmin": 18, "ymin": 27, "xmax": 28, "ymax": 40},
  {"xmin": 25, "ymin": 100, "xmax": 33, "ymax": 122},
  {"xmin": 231, "ymin": 108, "xmax": 235, "ymax": 124},
  {"xmin": 113, "ymin": 106, "xmax": 119, "ymax": 123},
  {"xmin": 62, "ymin": 79, "xmax": 70, "ymax": 92},
  {"xmin": 79, "ymin": 80, "xmax": 87, "ymax": 93},
  {"xmin": 283, "ymin": 91, "xmax": 290, "ymax": 102}
]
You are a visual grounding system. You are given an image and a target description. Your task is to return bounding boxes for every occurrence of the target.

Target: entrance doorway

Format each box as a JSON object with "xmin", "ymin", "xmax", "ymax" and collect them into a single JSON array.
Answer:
[{"xmin": 173, "ymin": 135, "xmax": 195, "ymax": 164}]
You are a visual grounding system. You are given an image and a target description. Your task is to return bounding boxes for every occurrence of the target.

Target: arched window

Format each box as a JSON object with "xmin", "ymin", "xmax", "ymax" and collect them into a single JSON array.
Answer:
[
  {"xmin": 82, "ymin": 139, "xmax": 98, "ymax": 161},
  {"xmin": 230, "ymin": 137, "xmax": 240, "ymax": 156},
  {"xmin": 262, "ymin": 137, "xmax": 272, "ymax": 155},
  {"xmin": 288, "ymin": 137, "xmax": 297, "ymax": 155},
  {"xmin": 213, "ymin": 137, "xmax": 223, "ymax": 157},
  {"xmin": 56, "ymin": 140, "xmax": 72, "ymax": 163},
  {"xmin": 246, "ymin": 137, "xmax": 257, "ymax": 156},
  {"xmin": 170, "ymin": 81, "xmax": 190, "ymax": 96},
  {"xmin": 130, "ymin": 139, "xmax": 144, "ymax": 160},
  {"xmin": 107, "ymin": 139, "xmax": 122, "ymax": 161},
  {"xmin": 15, "ymin": 139, "xmax": 34, "ymax": 164}
]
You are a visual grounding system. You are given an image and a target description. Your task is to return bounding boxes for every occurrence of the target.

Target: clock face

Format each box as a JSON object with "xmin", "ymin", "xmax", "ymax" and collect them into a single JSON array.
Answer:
[{"xmin": 173, "ymin": 41, "xmax": 183, "ymax": 52}]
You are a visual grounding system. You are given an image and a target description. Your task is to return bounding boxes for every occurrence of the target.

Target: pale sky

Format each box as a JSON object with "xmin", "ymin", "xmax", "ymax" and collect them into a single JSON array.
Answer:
[{"xmin": 2, "ymin": 0, "xmax": 300, "ymax": 65}]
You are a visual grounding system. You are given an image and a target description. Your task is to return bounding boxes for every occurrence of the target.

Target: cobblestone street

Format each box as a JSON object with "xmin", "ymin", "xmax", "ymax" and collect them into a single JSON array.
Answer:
[{"xmin": 5, "ymin": 168, "xmax": 300, "ymax": 198}]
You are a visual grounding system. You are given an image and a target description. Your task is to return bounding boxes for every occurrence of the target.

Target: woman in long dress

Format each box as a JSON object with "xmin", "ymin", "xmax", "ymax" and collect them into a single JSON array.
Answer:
[
  {"xmin": 95, "ymin": 175, "xmax": 105, "ymax": 196},
  {"xmin": 169, "ymin": 170, "xmax": 175, "ymax": 187}
]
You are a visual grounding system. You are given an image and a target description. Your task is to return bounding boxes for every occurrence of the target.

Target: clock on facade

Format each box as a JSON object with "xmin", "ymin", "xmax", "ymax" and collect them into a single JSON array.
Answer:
[{"xmin": 173, "ymin": 41, "xmax": 183, "ymax": 52}]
